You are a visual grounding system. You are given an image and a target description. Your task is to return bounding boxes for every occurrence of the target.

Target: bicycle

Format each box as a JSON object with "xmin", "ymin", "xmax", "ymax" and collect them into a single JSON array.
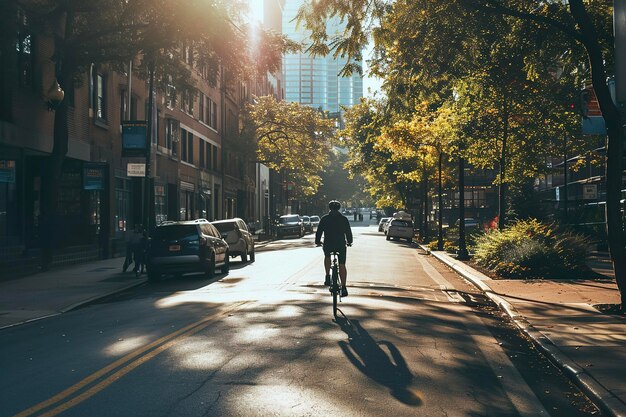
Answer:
[{"xmin": 329, "ymin": 251, "xmax": 341, "ymax": 317}]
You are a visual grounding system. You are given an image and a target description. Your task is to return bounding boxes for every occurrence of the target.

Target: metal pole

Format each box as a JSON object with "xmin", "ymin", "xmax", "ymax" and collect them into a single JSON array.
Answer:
[
  {"xmin": 144, "ymin": 60, "xmax": 154, "ymax": 233},
  {"xmin": 127, "ymin": 60, "xmax": 132, "ymax": 120},
  {"xmin": 458, "ymin": 155, "xmax": 469, "ymax": 260},
  {"xmin": 563, "ymin": 134, "xmax": 568, "ymax": 223},
  {"xmin": 438, "ymin": 152, "xmax": 444, "ymax": 251}
]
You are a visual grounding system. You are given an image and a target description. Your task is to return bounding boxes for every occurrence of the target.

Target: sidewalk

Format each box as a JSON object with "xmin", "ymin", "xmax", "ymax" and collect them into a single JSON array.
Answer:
[
  {"xmin": 426, "ymin": 248, "xmax": 626, "ymax": 417},
  {"xmin": 0, "ymin": 256, "xmax": 147, "ymax": 330},
  {"xmin": 0, "ymin": 238, "xmax": 277, "ymax": 331}
]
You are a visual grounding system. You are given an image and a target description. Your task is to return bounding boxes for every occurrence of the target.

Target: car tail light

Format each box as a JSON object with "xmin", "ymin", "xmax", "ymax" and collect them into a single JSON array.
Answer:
[{"xmin": 199, "ymin": 236, "xmax": 207, "ymax": 246}]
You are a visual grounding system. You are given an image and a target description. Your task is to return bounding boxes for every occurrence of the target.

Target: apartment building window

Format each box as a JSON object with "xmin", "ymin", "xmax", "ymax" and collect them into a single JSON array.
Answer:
[
  {"xmin": 199, "ymin": 93, "xmax": 207, "ymax": 124},
  {"xmin": 114, "ymin": 178, "xmax": 132, "ymax": 236},
  {"xmin": 207, "ymin": 145, "xmax": 212, "ymax": 170},
  {"xmin": 182, "ymin": 90, "xmax": 193, "ymax": 115},
  {"xmin": 181, "ymin": 129, "xmax": 194, "ymax": 164},
  {"xmin": 166, "ymin": 80, "xmax": 176, "ymax": 108},
  {"xmin": 213, "ymin": 145, "xmax": 219, "ymax": 170},
  {"xmin": 198, "ymin": 139, "xmax": 206, "ymax": 168},
  {"xmin": 154, "ymin": 185, "xmax": 167, "ymax": 225},
  {"xmin": 165, "ymin": 118, "xmax": 179, "ymax": 156},
  {"xmin": 182, "ymin": 42, "xmax": 193, "ymax": 66},
  {"xmin": 181, "ymin": 129, "xmax": 187, "ymax": 161},
  {"xmin": 199, "ymin": 140, "xmax": 205, "ymax": 168},
  {"xmin": 209, "ymin": 98, "xmax": 217, "ymax": 129},
  {"xmin": 95, "ymin": 72, "xmax": 107, "ymax": 121}
]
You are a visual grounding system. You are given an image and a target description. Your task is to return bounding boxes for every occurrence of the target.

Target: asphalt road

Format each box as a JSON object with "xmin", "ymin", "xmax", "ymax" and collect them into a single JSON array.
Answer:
[{"xmin": 0, "ymin": 223, "xmax": 601, "ymax": 416}]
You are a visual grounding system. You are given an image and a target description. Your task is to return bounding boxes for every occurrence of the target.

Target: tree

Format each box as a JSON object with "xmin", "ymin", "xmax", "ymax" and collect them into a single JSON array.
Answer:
[
  {"xmin": 299, "ymin": 1, "xmax": 626, "ymax": 310},
  {"xmin": 342, "ymin": 98, "xmax": 420, "ymax": 210},
  {"xmin": 247, "ymin": 96, "xmax": 334, "ymax": 200}
]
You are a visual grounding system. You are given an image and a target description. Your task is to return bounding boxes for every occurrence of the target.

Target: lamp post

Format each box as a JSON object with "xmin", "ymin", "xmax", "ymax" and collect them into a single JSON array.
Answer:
[
  {"xmin": 143, "ymin": 58, "xmax": 155, "ymax": 233},
  {"xmin": 457, "ymin": 150, "xmax": 469, "ymax": 260}
]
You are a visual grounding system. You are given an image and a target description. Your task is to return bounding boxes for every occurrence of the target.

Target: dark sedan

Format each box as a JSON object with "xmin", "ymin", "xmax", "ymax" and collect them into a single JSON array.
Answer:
[{"xmin": 276, "ymin": 214, "xmax": 304, "ymax": 238}]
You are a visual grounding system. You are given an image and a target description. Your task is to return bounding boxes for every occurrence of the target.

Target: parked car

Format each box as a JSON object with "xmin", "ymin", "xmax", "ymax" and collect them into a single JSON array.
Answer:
[
  {"xmin": 378, "ymin": 217, "xmax": 391, "ymax": 232},
  {"xmin": 301, "ymin": 215, "xmax": 313, "ymax": 233},
  {"xmin": 386, "ymin": 218, "xmax": 415, "ymax": 242},
  {"xmin": 310, "ymin": 215, "xmax": 320, "ymax": 230},
  {"xmin": 212, "ymin": 218, "xmax": 255, "ymax": 262},
  {"xmin": 276, "ymin": 214, "xmax": 304, "ymax": 238},
  {"xmin": 146, "ymin": 219, "xmax": 229, "ymax": 281}
]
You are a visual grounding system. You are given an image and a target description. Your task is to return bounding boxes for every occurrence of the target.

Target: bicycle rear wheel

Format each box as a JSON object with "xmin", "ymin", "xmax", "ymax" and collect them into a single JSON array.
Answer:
[{"xmin": 332, "ymin": 265, "xmax": 339, "ymax": 317}]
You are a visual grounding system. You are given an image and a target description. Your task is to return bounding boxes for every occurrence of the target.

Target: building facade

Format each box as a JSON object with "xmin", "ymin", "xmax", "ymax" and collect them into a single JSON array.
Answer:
[{"xmin": 0, "ymin": 3, "xmax": 282, "ymax": 271}]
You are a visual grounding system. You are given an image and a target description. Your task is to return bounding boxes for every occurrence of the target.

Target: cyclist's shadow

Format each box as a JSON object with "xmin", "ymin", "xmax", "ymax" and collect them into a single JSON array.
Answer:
[{"xmin": 335, "ymin": 315, "xmax": 423, "ymax": 406}]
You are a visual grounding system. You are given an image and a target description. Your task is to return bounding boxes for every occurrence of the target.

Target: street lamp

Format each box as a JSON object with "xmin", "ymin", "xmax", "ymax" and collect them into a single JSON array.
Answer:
[{"xmin": 457, "ymin": 151, "xmax": 469, "ymax": 260}]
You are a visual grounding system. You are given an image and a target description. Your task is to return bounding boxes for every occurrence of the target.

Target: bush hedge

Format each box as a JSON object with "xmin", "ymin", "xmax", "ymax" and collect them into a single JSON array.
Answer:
[{"xmin": 472, "ymin": 219, "xmax": 590, "ymax": 279}]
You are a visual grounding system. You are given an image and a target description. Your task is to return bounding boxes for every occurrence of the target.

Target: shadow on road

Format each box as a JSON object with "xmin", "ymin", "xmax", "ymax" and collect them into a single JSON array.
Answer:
[{"xmin": 334, "ymin": 315, "xmax": 423, "ymax": 406}]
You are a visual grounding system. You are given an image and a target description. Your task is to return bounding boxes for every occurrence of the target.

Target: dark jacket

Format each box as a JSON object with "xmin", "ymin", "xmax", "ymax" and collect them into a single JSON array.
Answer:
[{"xmin": 315, "ymin": 210, "xmax": 353, "ymax": 250}]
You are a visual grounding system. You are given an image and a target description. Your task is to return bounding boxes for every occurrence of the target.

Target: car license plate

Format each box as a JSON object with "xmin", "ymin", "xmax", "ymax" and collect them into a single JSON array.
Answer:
[{"xmin": 169, "ymin": 244, "xmax": 181, "ymax": 252}]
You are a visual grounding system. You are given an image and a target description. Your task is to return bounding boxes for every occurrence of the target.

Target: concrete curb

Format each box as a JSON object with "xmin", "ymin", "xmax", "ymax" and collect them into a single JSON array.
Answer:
[
  {"xmin": 60, "ymin": 278, "xmax": 148, "ymax": 313},
  {"xmin": 420, "ymin": 245, "xmax": 626, "ymax": 417},
  {"xmin": 0, "ymin": 279, "xmax": 148, "ymax": 331}
]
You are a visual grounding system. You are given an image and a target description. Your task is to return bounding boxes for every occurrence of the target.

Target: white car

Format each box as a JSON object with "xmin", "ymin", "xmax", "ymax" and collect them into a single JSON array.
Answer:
[
  {"xmin": 310, "ymin": 215, "xmax": 320, "ymax": 230},
  {"xmin": 378, "ymin": 217, "xmax": 391, "ymax": 232},
  {"xmin": 386, "ymin": 219, "xmax": 415, "ymax": 242},
  {"xmin": 212, "ymin": 218, "xmax": 255, "ymax": 262}
]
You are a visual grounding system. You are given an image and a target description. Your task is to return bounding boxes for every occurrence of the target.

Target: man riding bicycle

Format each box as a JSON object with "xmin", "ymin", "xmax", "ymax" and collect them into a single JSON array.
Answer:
[{"xmin": 315, "ymin": 200, "xmax": 353, "ymax": 297}]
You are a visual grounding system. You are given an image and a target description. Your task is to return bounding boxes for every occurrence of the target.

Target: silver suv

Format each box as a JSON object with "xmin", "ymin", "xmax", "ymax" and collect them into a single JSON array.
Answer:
[
  {"xmin": 212, "ymin": 218, "xmax": 255, "ymax": 262},
  {"xmin": 146, "ymin": 219, "xmax": 229, "ymax": 281}
]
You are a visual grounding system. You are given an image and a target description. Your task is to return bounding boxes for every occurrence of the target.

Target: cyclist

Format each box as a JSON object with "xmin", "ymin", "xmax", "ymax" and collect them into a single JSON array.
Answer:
[{"xmin": 315, "ymin": 200, "xmax": 353, "ymax": 297}]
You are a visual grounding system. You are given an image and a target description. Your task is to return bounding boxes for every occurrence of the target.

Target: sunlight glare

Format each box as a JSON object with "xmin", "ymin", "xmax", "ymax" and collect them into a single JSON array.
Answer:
[{"xmin": 103, "ymin": 335, "xmax": 152, "ymax": 356}]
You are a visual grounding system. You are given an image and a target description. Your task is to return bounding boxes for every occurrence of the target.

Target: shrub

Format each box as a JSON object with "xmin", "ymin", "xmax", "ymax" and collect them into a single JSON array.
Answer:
[{"xmin": 472, "ymin": 219, "xmax": 590, "ymax": 279}]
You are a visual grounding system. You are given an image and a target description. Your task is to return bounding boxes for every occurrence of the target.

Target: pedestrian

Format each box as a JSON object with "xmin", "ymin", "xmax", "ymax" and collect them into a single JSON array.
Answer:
[
  {"xmin": 130, "ymin": 225, "xmax": 146, "ymax": 277},
  {"xmin": 122, "ymin": 226, "xmax": 133, "ymax": 272}
]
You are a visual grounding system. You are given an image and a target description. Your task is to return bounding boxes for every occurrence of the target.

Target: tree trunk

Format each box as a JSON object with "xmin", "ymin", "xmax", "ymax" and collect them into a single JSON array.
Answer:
[
  {"xmin": 41, "ymin": 93, "xmax": 69, "ymax": 268},
  {"xmin": 41, "ymin": 10, "xmax": 71, "ymax": 269},
  {"xmin": 570, "ymin": 0, "xmax": 626, "ymax": 308}
]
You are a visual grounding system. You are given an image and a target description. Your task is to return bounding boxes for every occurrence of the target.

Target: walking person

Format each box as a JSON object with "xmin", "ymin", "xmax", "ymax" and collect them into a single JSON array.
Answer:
[
  {"xmin": 130, "ymin": 225, "xmax": 146, "ymax": 277},
  {"xmin": 315, "ymin": 200, "xmax": 353, "ymax": 297},
  {"xmin": 122, "ymin": 226, "xmax": 134, "ymax": 272}
]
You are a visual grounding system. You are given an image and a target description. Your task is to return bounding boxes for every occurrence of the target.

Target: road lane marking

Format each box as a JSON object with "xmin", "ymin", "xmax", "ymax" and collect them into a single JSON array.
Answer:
[
  {"xmin": 465, "ymin": 311, "xmax": 549, "ymax": 416},
  {"xmin": 13, "ymin": 301, "xmax": 248, "ymax": 417},
  {"xmin": 413, "ymin": 251, "xmax": 456, "ymax": 292}
]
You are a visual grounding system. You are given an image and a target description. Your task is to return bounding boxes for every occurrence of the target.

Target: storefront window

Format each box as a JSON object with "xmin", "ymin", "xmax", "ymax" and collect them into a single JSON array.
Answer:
[
  {"xmin": 155, "ymin": 185, "xmax": 167, "ymax": 225},
  {"xmin": 0, "ymin": 160, "xmax": 18, "ymax": 244},
  {"xmin": 115, "ymin": 178, "xmax": 132, "ymax": 236}
]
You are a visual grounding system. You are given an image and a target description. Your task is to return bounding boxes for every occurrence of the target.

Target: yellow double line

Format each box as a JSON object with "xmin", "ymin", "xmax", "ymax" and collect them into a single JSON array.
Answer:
[{"xmin": 15, "ymin": 302, "xmax": 247, "ymax": 417}]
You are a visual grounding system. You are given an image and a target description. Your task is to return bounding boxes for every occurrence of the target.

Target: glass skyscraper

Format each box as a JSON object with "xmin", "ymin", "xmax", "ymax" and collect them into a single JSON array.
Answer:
[{"xmin": 282, "ymin": 0, "xmax": 363, "ymax": 113}]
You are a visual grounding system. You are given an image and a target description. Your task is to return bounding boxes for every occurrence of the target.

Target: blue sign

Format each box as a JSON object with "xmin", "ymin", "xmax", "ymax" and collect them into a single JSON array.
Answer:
[
  {"xmin": 83, "ymin": 163, "xmax": 106, "ymax": 190},
  {"xmin": 122, "ymin": 121, "xmax": 147, "ymax": 151},
  {"xmin": 0, "ymin": 160, "xmax": 16, "ymax": 183}
]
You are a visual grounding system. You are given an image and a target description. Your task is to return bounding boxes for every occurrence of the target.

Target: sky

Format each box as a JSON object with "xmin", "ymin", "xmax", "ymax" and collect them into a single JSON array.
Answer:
[{"xmin": 248, "ymin": 0, "xmax": 383, "ymax": 99}]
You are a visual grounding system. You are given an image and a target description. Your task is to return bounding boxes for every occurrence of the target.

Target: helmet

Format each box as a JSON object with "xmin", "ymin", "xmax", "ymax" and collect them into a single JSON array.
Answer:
[{"xmin": 328, "ymin": 200, "xmax": 341, "ymax": 211}]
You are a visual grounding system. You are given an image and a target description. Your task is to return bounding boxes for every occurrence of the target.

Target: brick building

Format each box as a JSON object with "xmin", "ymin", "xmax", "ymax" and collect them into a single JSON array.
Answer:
[{"xmin": 0, "ymin": 3, "xmax": 282, "ymax": 271}]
